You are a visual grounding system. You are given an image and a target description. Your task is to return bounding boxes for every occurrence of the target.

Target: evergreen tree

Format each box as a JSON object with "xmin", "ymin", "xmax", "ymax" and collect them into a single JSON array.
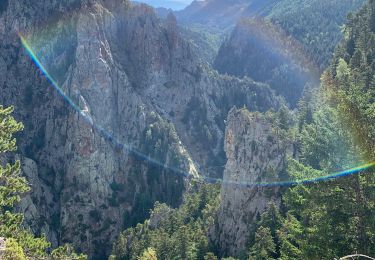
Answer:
[
  {"xmin": 258, "ymin": 203, "xmax": 283, "ymax": 239},
  {"xmin": 0, "ymin": 106, "xmax": 28, "ymax": 208},
  {"xmin": 204, "ymin": 252, "xmax": 218, "ymax": 260},
  {"xmin": 138, "ymin": 248, "xmax": 157, "ymax": 260},
  {"xmin": 277, "ymin": 214, "xmax": 302, "ymax": 260},
  {"xmin": 3, "ymin": 238, "xmax": 26, "ymax": 260},
  {"xmin": 277, "ymin": 105, "xmax": 290, "ymax": 131},
  {"xmin": 0, "ymin": 106, "xmax": 45, "ymax": 258},
  {"xmin": 249, "ymin": 227, "xmax": 276, "ymax": 260},
  {"xmin": 111, "ymin": 183, "xmax": 220, "ymax": 260},
  {"xmin": 0, "ymin": 106, "xmax": 87, "ymax": 259}
]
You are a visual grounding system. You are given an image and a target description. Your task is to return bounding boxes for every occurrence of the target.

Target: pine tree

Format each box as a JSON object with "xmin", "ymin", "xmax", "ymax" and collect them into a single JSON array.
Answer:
[
  {"xmin": 0, "ymin": 106, "xmax": 28, "ymax": 208},
  {"xmin": 277, "ymin": 105, "xmax": 290, "ymax": 131},
  {"xmin": 204, "ymin": 252, "xmax": 218, "ymax": 260},
  {"xmin": 258, "ymin": 203, "xmax": 283, "ymax": 239},
  {"xmin": 0, "ymin": 106, "xmax": 53, "ymax": 258},
  {"xmin": 138, "ymin": 248, "xmax": 157, "ymax": 260},
  {"xmin": 3, "ymin": 238, "xmax": 26, "ymax": 260},
  {"xmin": 50, "ymin": 244, "xmax": 87, "ymax": 260},
  {"xmin": 277, "ymin": 214, "xmax": 302, "ymax": 260},
  {"xmin": 0, "ymin": 106, "xmax": 32, "ymax": 257},
  {"xmin": 0, "ymin": 106, "xmax": 87, "ymax": 259},
  {"xmin": 249, "ymin": 227, "xmax": 276, "ymax": 260}
]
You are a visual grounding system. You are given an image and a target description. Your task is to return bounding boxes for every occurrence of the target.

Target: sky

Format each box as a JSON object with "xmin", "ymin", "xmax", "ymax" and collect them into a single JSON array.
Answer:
[{"xmin": 139, "ymin": 0, "xmax": 194, "ymax": 10}]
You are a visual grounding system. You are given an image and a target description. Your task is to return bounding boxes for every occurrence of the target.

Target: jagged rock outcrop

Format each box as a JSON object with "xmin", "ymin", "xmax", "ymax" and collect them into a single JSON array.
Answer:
[
  {"xmin": 0, "ymin": 0, "xmax": 279, "ymax": 258},
  {"xmin": 216, "ymin": 108, "xmax": 294, "ymax": 257}
]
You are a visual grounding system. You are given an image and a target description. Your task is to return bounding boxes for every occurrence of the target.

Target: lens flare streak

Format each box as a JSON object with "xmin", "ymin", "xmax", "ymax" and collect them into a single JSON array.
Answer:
[
  {"xmin": 19, "ymin": 33, "xmax": 191, "ymax": 179},
  {"xmin": 216, "ymin": 162, "xmax": 375, "ymax": 188},
  {"xmin": 19, "ymin": 33, "xmax": 375, "ymax": 188}
]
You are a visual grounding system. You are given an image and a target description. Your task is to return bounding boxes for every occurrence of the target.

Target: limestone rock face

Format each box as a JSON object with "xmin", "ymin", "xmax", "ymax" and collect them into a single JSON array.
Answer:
[
  {"xmin": 0, "ymin": 0, "xmax": 279, "ymax": 257},
  {"xmin": 14, "ymin": 156, "xmax": 59, "ymax": 246},
  {"xmin": 217, "ymin": 108, "xmax": 294, "ymax": 256}
]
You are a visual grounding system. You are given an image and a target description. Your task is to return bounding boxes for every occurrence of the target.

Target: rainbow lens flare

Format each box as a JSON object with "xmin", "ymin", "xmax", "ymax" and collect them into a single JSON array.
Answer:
[{"xmin": 19, "ymin": 16, "xmax": 375, "ymax": 188}]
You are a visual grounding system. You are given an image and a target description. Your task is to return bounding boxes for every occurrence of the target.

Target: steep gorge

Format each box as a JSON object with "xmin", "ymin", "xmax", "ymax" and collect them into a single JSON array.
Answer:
[{"xmin": 0, "ymin": 0, "xmax": 279, "ymax": 257}]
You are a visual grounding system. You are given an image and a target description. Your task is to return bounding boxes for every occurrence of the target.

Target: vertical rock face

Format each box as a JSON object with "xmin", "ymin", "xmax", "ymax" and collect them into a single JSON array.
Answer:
[
  {"xmin": 217, "ymin": 108, "xmax": 293, "ymax": 256},
  {"xmin": 0, "ymin": 0, "xmax": 280, "ymax": 257},
  {"xmin": 1, "ymin": 1, "xmax": 198, "ymax": 257},
  {"xmin": 14, "ymin": 156, "xmax": 59, "ymax": 246}
]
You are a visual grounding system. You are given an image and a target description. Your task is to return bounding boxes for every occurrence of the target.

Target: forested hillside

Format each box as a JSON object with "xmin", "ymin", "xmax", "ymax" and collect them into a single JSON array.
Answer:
[
  {"xmin": 213, "ymin": 0, "xmax": 366, "ymax": 106},
  {"xmin": 251, "ymin": 1, "xmax": 375, "ymax": 257},
  {"xmin": 266, "ymin": 0, "xmax": 366, "ymax": 69},
  {"xmin": 179, "ymin": 0, "xmax": 365, "ymax": 69},
  {"xmin": 110, "ymin": 183, "xmax": 220, "ymax": 259}
]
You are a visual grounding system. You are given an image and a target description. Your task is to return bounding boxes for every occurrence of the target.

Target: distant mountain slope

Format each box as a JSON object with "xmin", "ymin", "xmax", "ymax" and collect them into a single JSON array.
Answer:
[
  {"xmin": 267, "ymin": 0, "xmax": 366, "ymax": 69},
  {"xmin": 135, "ymin": 0, "xmax": 191, "ymax": 10},
  {"xmin": 176, "ymin": 0, "xmax": 250, "ymax": 28},
  {"xmin": 214, "ymin": 18, "xmax": 318, "ymax": 106},
  {"xmin": 210, "ymin": 0, "xmax": 366, "ymax": 105},
  {"xmin": 181, "ymin": 0, "xmax": 366, "ymax": 68}
]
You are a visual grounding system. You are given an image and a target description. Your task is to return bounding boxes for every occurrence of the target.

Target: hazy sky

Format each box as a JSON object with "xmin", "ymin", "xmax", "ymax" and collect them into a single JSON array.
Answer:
[{"xmin": 140, "ymin": 0, "xmax": 194, "ymax": 10}]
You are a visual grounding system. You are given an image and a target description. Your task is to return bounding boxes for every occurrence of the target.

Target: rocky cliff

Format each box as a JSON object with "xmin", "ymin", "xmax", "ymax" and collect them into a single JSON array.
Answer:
[
  {"xmin": 0, "ymin": 0, "xmax": 279, "ymax": 257},
  {"xmin": 216, "ymin": 108, "xmax": 294, "ymax": 257}
]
